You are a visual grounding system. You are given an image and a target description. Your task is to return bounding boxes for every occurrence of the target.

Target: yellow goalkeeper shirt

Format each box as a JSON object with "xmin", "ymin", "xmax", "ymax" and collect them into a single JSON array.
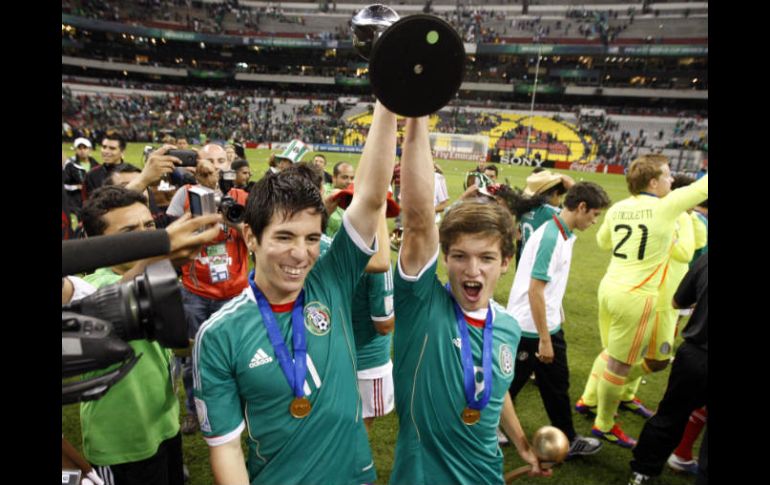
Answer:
[{"xmin": 596, "ymin": 175, "xmax": 708, "ymax": 296}]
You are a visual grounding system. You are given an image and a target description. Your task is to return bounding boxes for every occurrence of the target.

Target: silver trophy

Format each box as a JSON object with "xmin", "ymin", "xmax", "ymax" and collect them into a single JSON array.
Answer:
[
  {"xmin": 351, "ymin": 4, "xmax": 400, "ymax": 60},
  {"xmin": 351, "ymin": 4, "xmax": 465, "ymax": 117}
]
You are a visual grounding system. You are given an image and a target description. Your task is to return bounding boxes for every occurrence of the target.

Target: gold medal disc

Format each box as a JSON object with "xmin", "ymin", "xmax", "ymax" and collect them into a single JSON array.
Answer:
[
  {"xmin": 289, "ymin": 397, "xmax": 312, "ymax": 418},
  {"xmin": 461, "ymin": 407, "xmax": 481, "ymax": 425}
]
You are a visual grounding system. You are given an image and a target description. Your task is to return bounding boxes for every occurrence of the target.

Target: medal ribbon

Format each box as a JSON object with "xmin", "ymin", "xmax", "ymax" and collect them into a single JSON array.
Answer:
[
  {"xmin": 445, "ymin": 283, "xmax": 494, "ymax": 411},
  {"xmin": 249, "ymin": 270, "xmax": 307, "ymax": 399}
]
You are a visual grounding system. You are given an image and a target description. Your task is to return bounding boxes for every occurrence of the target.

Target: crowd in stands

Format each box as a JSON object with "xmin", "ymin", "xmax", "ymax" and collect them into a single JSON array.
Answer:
[
  {"xmin": 435, "ymin": 108, "xmax": 500, "ymax": 134},
  {"xmin": 63, "ymin": 83, "xmax": 708, "ymax": 164},
  {"xmin": 64, "ymin": 0, "xmax": 699, "ymax": 46},
  {"xmin": 63, "ymin": 87, "xmax": 356, "ymax": 145}
]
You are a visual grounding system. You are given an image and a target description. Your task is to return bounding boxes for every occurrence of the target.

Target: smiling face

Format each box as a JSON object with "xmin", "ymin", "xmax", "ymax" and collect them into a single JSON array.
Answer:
[
  {"xmin": 100, "ymin": 139, "xmax": 123, "ymax": 165},
  {"xmin": 246, "ymin": 207, "xmax": 323, "ymax": 304},
  {"xmin": 443, "ymin": 233, "xmax": 510, "ymax": 311}
]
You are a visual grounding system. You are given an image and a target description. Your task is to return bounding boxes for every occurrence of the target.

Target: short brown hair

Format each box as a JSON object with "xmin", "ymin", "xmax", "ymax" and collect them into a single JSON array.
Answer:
[
  {"xmin": 439, "ymin": 199, "xmax": 515, "ymax": 260},
  {"xmin": 626, "ymin": 154, "xmax": 669, "ymax": 195}
]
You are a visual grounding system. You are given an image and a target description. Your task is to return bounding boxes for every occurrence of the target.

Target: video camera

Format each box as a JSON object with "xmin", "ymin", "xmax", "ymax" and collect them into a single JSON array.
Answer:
[
  {"xmin": 62, "ymin": 234, "xmax": 188, "ymax": 405},
  {"xmin": 188, "ymin": 186, "xmax": 245, "ymax": 224}
]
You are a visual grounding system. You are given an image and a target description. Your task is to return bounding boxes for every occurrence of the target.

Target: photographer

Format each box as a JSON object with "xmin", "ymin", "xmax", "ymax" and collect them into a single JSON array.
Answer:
[
  {"xmin": 165, "ymin": 156, "xmax": 250, "ymax": 434},
  {"xmin": 73, "ymin": 186, "xmax": 220, "ymax": 485}
]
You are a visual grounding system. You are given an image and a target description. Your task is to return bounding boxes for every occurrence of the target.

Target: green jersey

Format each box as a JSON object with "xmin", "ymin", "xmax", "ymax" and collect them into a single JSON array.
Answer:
[
  {"xmin": 391, "ymin": 253, "xmax": 521, "ymax": 485},
  {"xmin": 352, "ymin": 268, "xmax": 394, "ymax": 372},
  {"xmin": 193, "ymin": 219, "xmax": 376, "ymax": 485},
  {"xmin": 519, "ymin": 204, "xmax": 560, "ymax": 251},
  {"xmin": 80, "ymin": 268, "xmax": 179, "ymax": 466},
  {"xmin": 326, "ymin": 206, "xmax": 345, "ymax": 238},
  {"xmin": 596, "ymin": 175, "xmax": 708, "ymax": 295}
]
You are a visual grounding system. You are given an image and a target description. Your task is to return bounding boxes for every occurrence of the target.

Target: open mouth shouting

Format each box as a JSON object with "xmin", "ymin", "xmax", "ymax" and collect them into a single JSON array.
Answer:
[{"xmin": 461, "ymin": 281, "xmax": 483, "ymax": 303}]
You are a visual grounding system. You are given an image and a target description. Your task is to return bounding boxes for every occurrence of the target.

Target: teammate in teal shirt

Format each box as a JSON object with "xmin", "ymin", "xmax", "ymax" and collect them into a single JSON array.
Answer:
[
  {"xmin": 392, "ymin": 116, "xmax": 549, "ymax": 485},
  {"xmin": 497, "ymin": 169, "xmax": 574, "ymax": 263},
  {"xmin": 193, "ymin": 101, "xmax": 396, "ymax": 485}
]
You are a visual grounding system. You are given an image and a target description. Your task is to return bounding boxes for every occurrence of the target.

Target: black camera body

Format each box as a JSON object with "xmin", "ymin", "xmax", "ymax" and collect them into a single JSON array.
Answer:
[
  {"xmin": 62, "ymin": 260, "xmax": 187, "ymax": 404},
  {"xmin": 167, "ymin": 149, "xmax": 199, "ymax": 167},
  {"xmin": 188, "ymin": 186, "xmax": 245, "ymax": 224}
]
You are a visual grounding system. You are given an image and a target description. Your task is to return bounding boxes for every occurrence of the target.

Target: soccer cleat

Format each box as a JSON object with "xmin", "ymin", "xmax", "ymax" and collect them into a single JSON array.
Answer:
[
  {"xmin": 667, "ymin": 454, "xmax": 699, "ymax": 475},
  {"xmin": 575, "ymin": 398, "xmax": 597, "ymax": 417},
  {"xmin": 591, "ymin": 424, "xmax": 637, "ymax": 448},
  {"xmin": 628, "ymin": 471, "xmax": 652, "ymax": 485},
  {"xmin": 620, "ymin": 398, "xmax": 655, "ymax": 419},
  {"xmin": 566, "ymin": 435, "xmax": 603, "ymax": 459}
]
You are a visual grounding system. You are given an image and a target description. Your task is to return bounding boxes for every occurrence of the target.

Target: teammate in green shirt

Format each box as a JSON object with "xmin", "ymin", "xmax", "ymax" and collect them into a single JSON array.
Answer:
[
  {"xmin": 577, "ymin": 154, "xmax": 708, "ymax": 448},
  {"xmin": 76, "ymin": 185, "xmax": 219, "ymax": 485},
  {"xmin": 392, "ymin": 115, "xmax": 549, "ymax": 485},
  {"xmin": 193, "ymin": 101, "xmax": 396, "ymax": 485}
]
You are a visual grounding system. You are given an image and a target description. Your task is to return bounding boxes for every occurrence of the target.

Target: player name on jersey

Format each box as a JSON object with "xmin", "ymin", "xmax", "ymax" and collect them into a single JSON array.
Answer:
[{"xmin": 610, "ymin": 209, "xmax": 654, "ymax": 221}]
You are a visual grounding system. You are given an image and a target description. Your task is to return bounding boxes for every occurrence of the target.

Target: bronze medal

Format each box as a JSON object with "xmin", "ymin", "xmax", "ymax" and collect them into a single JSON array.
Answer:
[
  {"xmin": 461, "ymin": 407, "xmax": 481, "ymax": 425},
  {"xmin": 289, "ymin": 397, "xmax": 312, "ymax": 418}
]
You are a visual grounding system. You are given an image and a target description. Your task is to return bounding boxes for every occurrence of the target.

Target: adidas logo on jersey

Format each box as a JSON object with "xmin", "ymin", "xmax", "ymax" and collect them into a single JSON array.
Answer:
[{"xmin": 249, "ymin": 349, "xmax": 273, "ymax": 368}]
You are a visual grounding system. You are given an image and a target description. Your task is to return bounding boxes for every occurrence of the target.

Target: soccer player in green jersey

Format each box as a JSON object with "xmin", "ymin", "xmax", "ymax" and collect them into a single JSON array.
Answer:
[
  {"xmin": 576, "ymin": 154, "xmax": 708, "ymax": 448},
  {"xmin": 193, "ymin": 101, "xmax": 396, "ymax": 485},
  {"xmin": 391, "ymin": 115, "xmax": 549, "ymax": 485}
]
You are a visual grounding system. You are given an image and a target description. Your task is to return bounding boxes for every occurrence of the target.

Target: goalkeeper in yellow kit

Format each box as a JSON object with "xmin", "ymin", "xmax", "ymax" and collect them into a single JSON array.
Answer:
[{"xmin": 576, "ymin": 155, "xmax": 708, "ymax": 448}]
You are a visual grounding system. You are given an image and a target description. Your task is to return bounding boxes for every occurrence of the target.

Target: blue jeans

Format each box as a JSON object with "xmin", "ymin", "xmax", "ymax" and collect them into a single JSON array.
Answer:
[{"xmin": 178, "ymin": 287, "xmax": 229, "ymax": 415}]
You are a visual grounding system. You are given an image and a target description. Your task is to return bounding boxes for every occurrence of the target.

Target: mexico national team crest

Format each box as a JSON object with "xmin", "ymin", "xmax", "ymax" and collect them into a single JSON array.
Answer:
[
  {"xmin": 304, "ymin": 302, "xmax": 332, "ymax": 336},
  {"xmin": 500, "ymin": 344, "xmax": 514, "ymax": 377}
]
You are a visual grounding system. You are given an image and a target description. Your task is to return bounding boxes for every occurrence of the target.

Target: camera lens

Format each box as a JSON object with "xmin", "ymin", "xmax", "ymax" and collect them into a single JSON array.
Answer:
[{"xmin": 224, "ymin": 204, "xmax": 245, "ymax": 224}]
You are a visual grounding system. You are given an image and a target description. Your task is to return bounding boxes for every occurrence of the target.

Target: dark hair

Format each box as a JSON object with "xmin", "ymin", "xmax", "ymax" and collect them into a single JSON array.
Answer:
[
  {"xmin": 531, "ymin": 167, "xmax": 546, "ymax": 174},
  {"xmin": 563, "ymin": 182, "xmax": 611, "ymax": 210},
  {"xmin": 244, "ymin": 169, "xmax": 328, "ymax": 243},
  {"xmin": 102, "ymin": 130, "xmax": 127, "ymax": 151},
  {"xmin": 284, "ymin": 162, "xmax": 324, "ymax": 191},
  {"xmin": 440, "ymin": 199, "xmax": 515, "ymax": 260},
  {"xmin": 106, "ymin": 163, "xmax": 142, "ymax": 185},
  {"xmin": 231, "ymin": 159, "xmax": 250, "ymax": 172},
  {"xmin": 671, "ymin": 174, "xmax": 695, "ymax": 191},
  {"xmin": 81, "ymin": 185, "xmax": 148, "ymax": 237},
  {"xmin": 483, "ymin": 164, "xmax": 498, "ymax": 177},
  {"xmin": 495, "ymin": 186, "xmax": 548, "ymax": 218},
  {"xmin": 313, "ymin": 153, "xmax": 326, "ymax": 163}
]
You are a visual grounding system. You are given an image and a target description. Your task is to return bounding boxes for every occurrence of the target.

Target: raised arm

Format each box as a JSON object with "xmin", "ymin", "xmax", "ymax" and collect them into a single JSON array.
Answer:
[
  {"xmin": 364, "ymin": 205, "xmax": 392, "ymax": 273},
  {"xmin": 345, "ymin": 101, "xmax": 397, "ymax": 247},
  {"xmin": 399, "ymin": 116, "xmax": 439, "ymax": 276}
]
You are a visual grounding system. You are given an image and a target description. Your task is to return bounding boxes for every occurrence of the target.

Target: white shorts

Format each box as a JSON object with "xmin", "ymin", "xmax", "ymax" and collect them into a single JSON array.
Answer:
[{"xmin": 358, "ymin": 361, "xmax": 394, "ymax": 419}]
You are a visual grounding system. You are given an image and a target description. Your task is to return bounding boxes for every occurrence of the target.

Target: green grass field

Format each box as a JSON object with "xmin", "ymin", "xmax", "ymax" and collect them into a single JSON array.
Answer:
[{"xmin": 62, "ymin": 142, "xmax": 700, "ymax": 484}]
